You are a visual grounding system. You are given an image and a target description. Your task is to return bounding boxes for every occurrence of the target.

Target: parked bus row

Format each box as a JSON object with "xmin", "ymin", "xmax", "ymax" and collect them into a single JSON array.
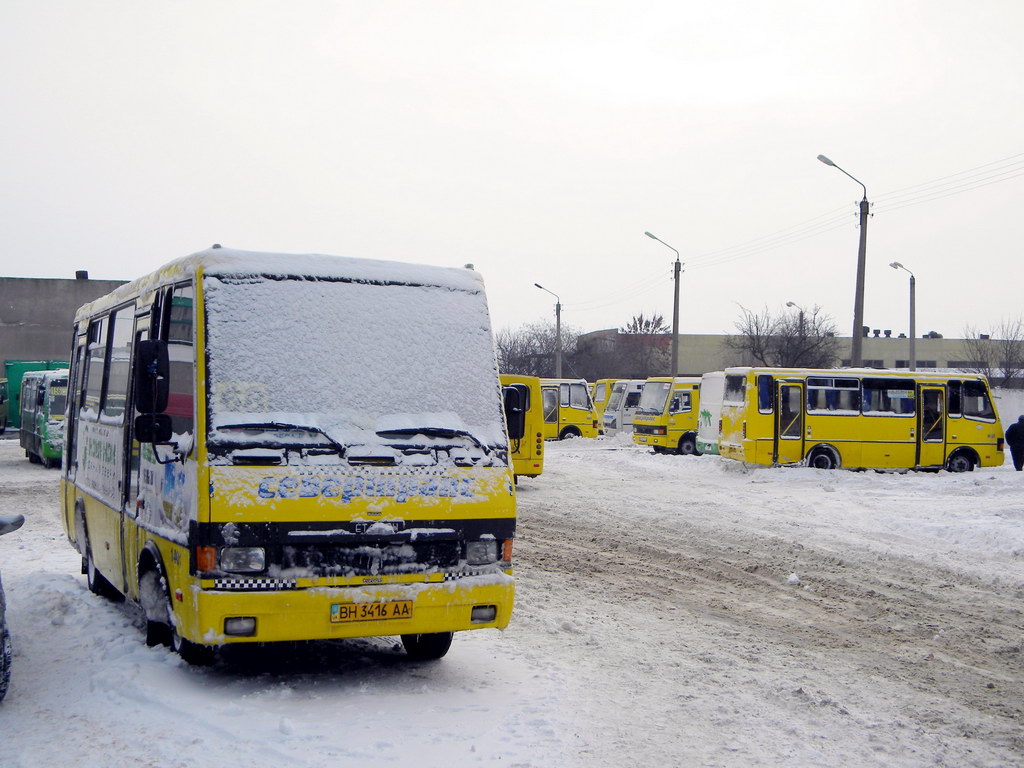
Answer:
[{"xmin": 527, "ymin": 368, "xmax": 1005, "ymax": 474}]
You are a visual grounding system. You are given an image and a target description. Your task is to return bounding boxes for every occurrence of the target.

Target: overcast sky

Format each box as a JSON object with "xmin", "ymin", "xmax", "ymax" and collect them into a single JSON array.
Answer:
[{"xmin": 3, "ymin": 1, "xmax": 1022, "ymax": 340}]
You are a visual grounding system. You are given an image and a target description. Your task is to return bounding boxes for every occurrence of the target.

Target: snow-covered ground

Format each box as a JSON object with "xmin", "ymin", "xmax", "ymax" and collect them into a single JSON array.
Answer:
[{"xmin": 1, "ymin": 433, "xmax": 1022, "ymax": 767}]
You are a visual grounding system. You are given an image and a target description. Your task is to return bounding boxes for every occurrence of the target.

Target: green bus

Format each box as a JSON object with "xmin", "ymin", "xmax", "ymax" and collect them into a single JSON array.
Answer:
[
  {"xmin": 20, "ymin": 369, "xmax": 69, "ymax": 467},
  {"xmin": 4, "ymin": 360, "xmax": 68, "ymax": 430},
  {"xmin": 0, "ymin": 379, "xmax": 8, "ymax": 434}
]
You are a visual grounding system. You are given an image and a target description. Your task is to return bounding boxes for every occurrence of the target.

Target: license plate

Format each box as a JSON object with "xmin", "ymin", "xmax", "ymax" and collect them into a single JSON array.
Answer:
[
  {"xmin": 330, "ymin": 600, "xmax": 413, "ymax": 623},
  {"xmin": 639, "ymin": 436, "xmax": 648, "ymax": 443}
]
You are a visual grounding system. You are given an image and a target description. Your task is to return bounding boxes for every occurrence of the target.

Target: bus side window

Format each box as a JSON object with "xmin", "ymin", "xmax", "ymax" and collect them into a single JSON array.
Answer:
[
  {"xmin": 947, "ymin": 380, "xmax": 962, "ymax": 418},
  {"xmin": 569, "ymin": 383, "xmax": 589, "ymax": 409},
  {"xmin": 83, "ymin": 317, "xmax": 108, "ymax": 418},
  {"xmin": 962, "ymin": 380, "xmax": 995, "ymax": 421},
  {"xmin": 671, "ymin": 392, "xmax": 691, "ymax": 413},
  {"xmin": 757, "ymin": 375, "xmax": 773, "ymax": 413},
  {"xmin": 165, "ymin": 284, "xmax": 195, "ymax": 442},
  {"xmin": 101, "ymin": 305, "xmax": 135, "ymax": 422}
]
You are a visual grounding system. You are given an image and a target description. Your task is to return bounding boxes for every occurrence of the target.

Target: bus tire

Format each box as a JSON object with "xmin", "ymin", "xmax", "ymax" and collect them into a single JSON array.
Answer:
[
  {"xmin": 945, "ymin": 451, "xmax": 976, "ymax": 473},
  {"xmin": 0, "ymin": 625, "xmax": 11, "ymax": 703},
  {"xmin": 173, "ymin": 632, "xmax": 216, "ymax": 666},
  {"xmin": 559, "ymin": 427, "xmax": 581, "ymax": 440},
  {"xmin": 677, "ymin": 434, "xmax": 698, "ymax": 456},
  {"xmin": 401, "ymin": 631, "xmax": 453, "ymax": 660},
  {"xmin": 139, "ymin": 565, "xmax": 171, "ymax": 648},
  {"xmin": 807, "ymin": 446, "xmax": 839, "ymax": 470},
  {"xmin": 78, "ymin": 514, "xmax": 122, "ymax": 602}
]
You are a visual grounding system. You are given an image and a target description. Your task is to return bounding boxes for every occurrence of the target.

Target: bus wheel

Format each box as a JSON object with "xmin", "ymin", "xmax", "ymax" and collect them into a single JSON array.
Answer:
[
  {"xmin": 79, "ymin": 517, "xmax": 121, "ymax": 601},
  {"xmin": 559, "ymin": 427, "xmax": 581, "ymax": 440},
  {"xmin": 946, "ymin": 452, "xmax": 975, "ymax": 473},
  {"xmin": 172, "ymin": 631, "xmax": 216, "ymax": 666},
  {"xmin": 140, "ymin": 568, "xmax": 171, "ymax": 648},
  {"xmin": 808, "ymin": 447, "xmax": 839, "ymax": 470},
  {"xmin": 401, "ymin": 631, "xmax": 453, "ymax": 660},
  {"xmin": 677, "ymin": 435, "xmax": 697, "ymax": 456}
]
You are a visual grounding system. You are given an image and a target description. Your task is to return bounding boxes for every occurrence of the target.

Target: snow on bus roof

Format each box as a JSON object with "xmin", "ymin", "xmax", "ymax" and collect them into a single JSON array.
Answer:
[{"xmin": 75, "ymin": 246, "xmax": 484, "ymax": 319}]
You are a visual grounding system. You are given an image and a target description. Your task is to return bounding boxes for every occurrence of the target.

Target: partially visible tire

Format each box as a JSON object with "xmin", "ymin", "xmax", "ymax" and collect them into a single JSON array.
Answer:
[
  {"xmin": 26, "ymin": 451, "xmax": 40, "ymax": 465},
  {"xmin": 140, "ymin": 568, "xmax": 171, "ymax": 648},
  {"xmin": 78, "ymin": 515, "xmax": 121, "ymax": 601},
  {"xmin": 0, "ymin": 625, "xmax": 12, "ymax": 703},
  {"xmin": 677, "ymin": 435, "xmax": 697, "ymax": 456},
  {"xmin": 808, "ymin": 447, "xmax": 839, "ymax": 470},
  {"xmin": 946, "ymin": 452, "xmax": 975, "ymax": 473},
  {"xmin": 401, "ymin": 631, "xmax": 453, "ymax": 660},
  {"xmin": 559, "ymin": 427, "xmax": 581, "ymax": 440},
  {"xmin": 172, "ymin": 630, "xmax": 216, "ymax": 666}
]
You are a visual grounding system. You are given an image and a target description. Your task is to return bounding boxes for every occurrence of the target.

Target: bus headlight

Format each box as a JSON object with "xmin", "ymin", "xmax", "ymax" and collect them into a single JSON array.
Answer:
[
  {"xmin": 466, "ymin": 540, "xmax": 498, "ymax": 565},
  {"xmin": 220, "ymin": 547, "xmax": 266, "ymax": 573}
]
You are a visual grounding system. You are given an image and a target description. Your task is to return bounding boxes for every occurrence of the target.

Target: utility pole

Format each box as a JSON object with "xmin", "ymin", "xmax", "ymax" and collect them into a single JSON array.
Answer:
[
  {"xmin": 534, "ymin": 283, "xmax": 562, "ymax": 377},
  {"xmin": 644, "ymin": 231, "xmax": 682, "ymax": 376},
  {"xmin": 818, "ymin": 155, "xmax": 869, "ymax": 367}
]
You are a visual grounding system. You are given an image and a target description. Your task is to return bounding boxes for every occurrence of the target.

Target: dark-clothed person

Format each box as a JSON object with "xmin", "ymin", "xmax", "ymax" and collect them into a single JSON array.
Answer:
[{"xmin": 1006, "ymin": 415, "xmax": 1024, "ymax": 471}]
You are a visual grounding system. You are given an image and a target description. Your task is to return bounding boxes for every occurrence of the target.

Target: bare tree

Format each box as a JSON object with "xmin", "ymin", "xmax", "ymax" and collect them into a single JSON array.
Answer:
[
  {"xmin": 620, "ymin": 312, "xmax": 670, "ymax": 335},
  {"xmin": 726, "ymin": 304, "xmax": 839, "ymax": 368},
  {"xmin": 614, "ymin": 313, "xmax": 670, "ymax": 378},
  {"xmin": 496, "ymin": 319, "xmax": 581, "ymax": 378},
  {"xmin": 960, "ymin": 318, "xmax": 1024, "ymax": 388}
]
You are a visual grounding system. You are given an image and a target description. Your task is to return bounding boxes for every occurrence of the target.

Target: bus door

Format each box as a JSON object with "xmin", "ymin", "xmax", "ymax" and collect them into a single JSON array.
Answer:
[
  {"xmin": 541, "ymin": 386, "xmax": 559, "ymax": 439},
  {"xmin": 917, "ymin": 385, "xmax": 946, "ymax": 467},
  {"xmin": 774, "ymin": 381, "xmax": 805, "ymax": 465}
]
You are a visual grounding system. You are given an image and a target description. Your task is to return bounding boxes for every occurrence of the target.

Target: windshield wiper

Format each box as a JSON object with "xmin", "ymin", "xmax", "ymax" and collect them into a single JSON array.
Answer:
[
  {"xmin": 375, "ymin": 426, "xmax": 489, "ymax": 453},
  {"xmin": 213, "ymin": 422, "xmax": 347, "ymax": 456}
]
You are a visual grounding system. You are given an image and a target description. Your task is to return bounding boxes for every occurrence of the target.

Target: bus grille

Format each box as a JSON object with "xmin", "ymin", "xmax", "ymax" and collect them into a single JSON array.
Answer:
[{"xmin": 279, "ymin": 541, "xmax": 461, "ymax": 576}]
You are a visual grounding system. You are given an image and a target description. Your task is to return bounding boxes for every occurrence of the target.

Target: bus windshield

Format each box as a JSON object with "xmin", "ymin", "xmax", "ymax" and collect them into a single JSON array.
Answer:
[
  {"xmin": 638, "ymin": 381, "xmax": 671, "ymax": 413},
  {"xmin": 203, "ymin": 275, "xmax": 506, "ymax": 452}
]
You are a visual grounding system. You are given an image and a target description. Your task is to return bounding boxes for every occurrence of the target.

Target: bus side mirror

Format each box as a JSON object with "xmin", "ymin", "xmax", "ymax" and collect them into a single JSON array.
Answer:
[
  {"xmin": 503, "ymin": 384, "xmax": 527, "ymax": 441},
  {"xmin": 134, "ymin": 339, "xmax": 169, "ymax": 414},
  {"xmin": 134, "ymin": 413, "xmax": 173, "ymax": 444}
]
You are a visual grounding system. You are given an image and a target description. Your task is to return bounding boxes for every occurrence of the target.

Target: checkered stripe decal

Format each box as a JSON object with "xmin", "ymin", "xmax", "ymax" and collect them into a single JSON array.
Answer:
[{"xmin": 213, "ymin": 577, "xmax": 298, "ymax": 591}]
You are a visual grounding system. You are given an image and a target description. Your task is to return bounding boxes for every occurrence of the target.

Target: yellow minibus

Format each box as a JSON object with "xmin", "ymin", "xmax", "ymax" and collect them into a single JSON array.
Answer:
[
  {"xmin": 539, "ymin": 378, "xmax": 600, "ymax": 440},
  {"xmin": 61, "ymin": 247, "xmax": 519, "ymax": 664},
  {"xmin": 500, "ymin": 374, "xmax": 544, "ymax": 480},
  {"xmin": 632, "ymin": 377, "xmax": 703, "ymax": 454},
  {"xmin": 719, "ymin": 367, "xmax": 1003, "ymax": 472},
  {"xmin": 591, "ymin": 378, "xmax": 616, "ymax": 426}
]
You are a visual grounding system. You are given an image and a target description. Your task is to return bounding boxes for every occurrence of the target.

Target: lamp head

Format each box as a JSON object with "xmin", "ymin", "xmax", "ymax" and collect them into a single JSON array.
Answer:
[
  {"xmin": 889, "ymin": 262, "xmax": 902, "ymax": 270},
  {"xmin": 786, "ymin": 301, "xmax": 796, "ymax": 308},
  {"xmin": 534, "ymin": 282, "xmax": 544, "ymax": 289},
  {"xmin": 644, "ymin": 231, "xmax": 657, "ymax": 239},
  {"xmin": 817, "ymin": 154, "xmax": 835, "ymax": 167}
]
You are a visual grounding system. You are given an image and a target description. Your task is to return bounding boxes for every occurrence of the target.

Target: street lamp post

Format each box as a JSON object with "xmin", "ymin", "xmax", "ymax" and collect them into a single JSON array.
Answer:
[
  {"xmin": 534, "ymin": 282, "xmax": 562, "ymax": 378},
  {"xmin": 889, "ymin": 262, "xmax": 916, "ymax": 371},
  {"xmin": 644, "ymin": 231, "xmax": 682, "ymax": 376},
  {"xmin": 786, "ymin": 301, "xmax": 806, "ymax": 338},
  {"xmin": 818, "ymin": 154, "xmax": 869, "ymax": 367}
]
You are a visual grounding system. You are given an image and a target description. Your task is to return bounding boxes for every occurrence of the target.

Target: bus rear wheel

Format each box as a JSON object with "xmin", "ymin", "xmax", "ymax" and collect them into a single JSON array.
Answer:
[
  {"xmin": 807, "ymin": 447, "xmax": 839, "ymax": 470},
  {"xmin": 946, "ymin": 451, "xmax": 976, "ymax": 473},
  {"xmin": 401, "ymin": 632, "xmax": 453, "ymax": 660}
]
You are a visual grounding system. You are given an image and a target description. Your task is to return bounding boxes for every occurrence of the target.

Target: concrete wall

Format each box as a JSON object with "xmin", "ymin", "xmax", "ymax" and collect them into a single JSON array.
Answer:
[{"xmin": 0, "ymin": 276, "xmax": 127, "ymax": 369}]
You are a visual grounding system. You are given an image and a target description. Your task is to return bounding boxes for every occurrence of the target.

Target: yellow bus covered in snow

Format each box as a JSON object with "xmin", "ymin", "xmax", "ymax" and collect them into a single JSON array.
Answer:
[
  {"xmin": 61, "ymin": 247, "xmax": 519, "ymax": 664},
  {"xmin": 718, "ymin": 367, "xmax": 1003, "ymax": 472}
]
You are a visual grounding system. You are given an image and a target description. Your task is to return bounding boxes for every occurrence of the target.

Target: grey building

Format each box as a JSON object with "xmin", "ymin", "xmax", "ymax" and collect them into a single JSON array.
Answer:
[{"xmin": 1, "ymin": 274, "xmax": 127, "ymax": 371}]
